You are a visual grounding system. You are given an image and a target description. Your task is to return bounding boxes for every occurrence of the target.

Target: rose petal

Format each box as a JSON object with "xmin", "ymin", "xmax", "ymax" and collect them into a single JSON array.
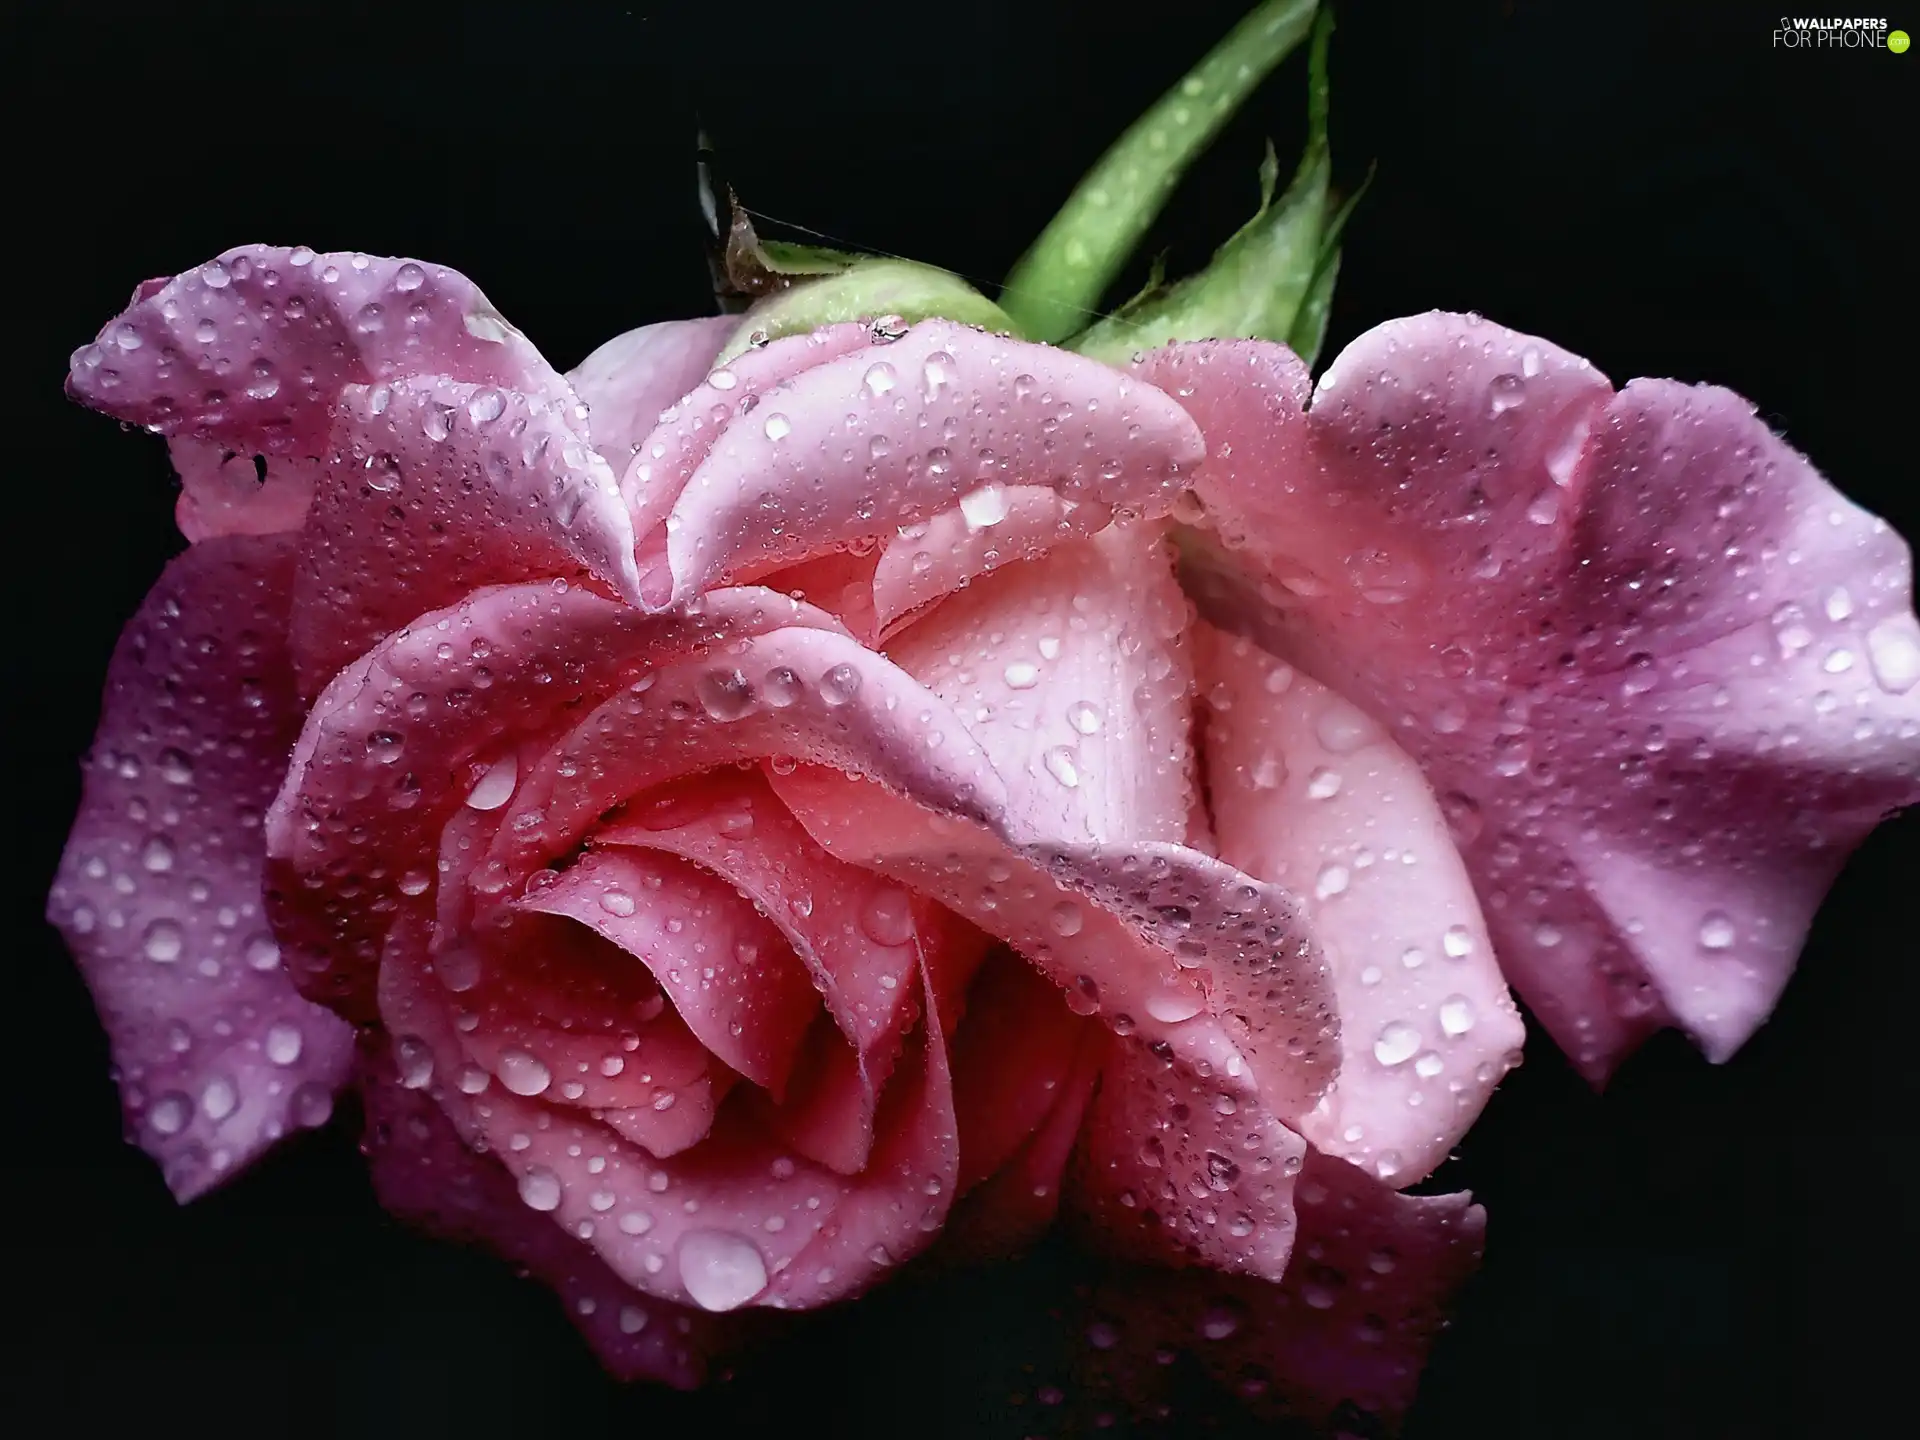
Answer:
[
  {"xmin": 45, "ymin": 536, "xmax": 353, "ymax": 1199},
  {"xmin": 771, "ymin": 764, "xmax": 1337, "ymax": 1120},
  {"xmin": 1074, "ymin": 1149, "xmax": 1486, "ymax": 1431},
  {"xmin": 520, "ymin": 848, "xmax": 817, "ymax": 1097},
  {"xmin": 359, "ymin": 1039, "xmax": 727, "ymax": 1387},
  {"xmin": 871, "ymin": 485, "xmax": 1116, "ymax": 636},
  {"xmin": 649, "ymin": 319, "xmax": 1205, "ymax": 602},
  {"xmin": 437, "ymin": 907, "xmax": 719, "ymax": 1124},
  {"xmin": 883, "ymin": 527, "xmax": 1197, "ymax": 845},
  {"xmin": 1069, "ymin": 1035, "xmax": 1307, "ymax": 1282},
  {"xmin": 67, "ymin": 247, "xmax": 642, "ymax": 657},
  {"xmin": 949, "ymin": 948, "xmax": 1095, "ymax": 1193},
  {"xmin": 1164, "ymin": 317, "xmax": 1920, "ymax": 1080},
  {"xmin": 265, "ymin": 583, "xmax": 840, "ymax": 1019},
  {"xmin": 482, "ymin": 624, "xmax": 1010, "ymax": 896},
  {"xmin": 1197, "ymin": 625, "xmax": 1523, "ymax": 1183},
  {"xmin": 565, "ymin": 317, "xmax": 735, "ymax": 473},
  {"xmin": 935, "ymin": 1006, "xmax": 1103, "ymax": 1267},
  {"xmin": 168, "ymin": 439, "xmax": 316, "ymax": 542},
  {"xmin": 377, "ymin": 913, "xmax": 958, "ymax": 1312},
  {"xmin": 595, "ymin": 770, "xmax": 919, "ymax": 1067},
  {"xmin": 286, "ymin": 375, "xmax": 639, "ymax": 692}
]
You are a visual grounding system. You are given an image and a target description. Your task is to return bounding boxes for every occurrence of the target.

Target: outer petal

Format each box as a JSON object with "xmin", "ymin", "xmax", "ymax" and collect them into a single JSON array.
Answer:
[
  {"xmin": 1069, "ymin": 1035, "xmax": 1307, "ymax": 1282},
  {"xmin": 1197, "ymin": 625, "xmax": 1523, "ymax": 1184},
  {"xmin": 359, "ymin": 1040, "xmax": 726, "ymax": 1387},
  {"xmin": 565, "ymin": 317, "xmax": 734, "ymax": 472},
  {"xmin": 286, "ymin": 375, "xmax": 640, "ymax": 692},
  {"xmin": 1162, "ymin": 318, "xmax": 1920, "ymax": 1080},
  {"xmin": 645, "ymin": 319, "xmax": 1205, "ymax": 602},
  {"xmin": 45, "ymin": 537, "xmax": 352, "ymax": 1198},
  {"xmin": 264, "ymin": 582, "xmax": 837, "ymax": 1018},
  {"xmin": 67, "ymin": 245, "xmax": 644, "ymax": 689},
  {"xmin": 1073, "ymin": 1150, "xmax": 1487, "ymax": 1432}
]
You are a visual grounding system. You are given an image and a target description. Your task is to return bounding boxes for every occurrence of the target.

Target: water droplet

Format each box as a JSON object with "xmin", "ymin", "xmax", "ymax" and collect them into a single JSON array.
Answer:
[
  {"xmin": 366, "ymin": 730, "xmax": 405, "ymax": 765},
  {"xmin": 1043, "ymin": 746, "xmax": 1080, "ymax": 788},
  {"xmin": 1003, "ymin": 661, "xmax": 1039, "ymax": 689},
  {"xmin": 466, "ymin": 754, "xmax": 518, "ymax": 810},
  {"xmin": 157, "ymin": 747, "xmax": 195, "ymax": 785},
  {"xmin": 1438, "ymin": 995, "xmax": 1477, "ymax": 1037},
  {"xmin": 1314, "ymin": 862, "xmax": 1350, "ymax": 899},
  {"xmin": 1400, "ymin": 946, "xmax": 1426, "ymax": 970},
  {"xmin": 518, "ymin": 1166, "xmax": 563, "ymax": 1211},
  {"xmin": 959, "ymin": 483, "xmax": 1008, "ymax": 528},
  {"xmin": 920, "ymin": 350, "xmax": 955, "ymax": 400},
  {"xmin": 149, "ymin": 1092, "xmax": 191, "ymax": 1136},
  {"xmin": 1867, "ymin": 619, "xmax": 1920, "ymax": 693},
  {"xmin": 1067, "ymin": 701, "xmax": 1103, "ymax": 735},
  {"xmin": 1198, "ymin": 1302, "xmax": 1243, "ymax": 1340},
  {"xmin": 141, "ymin": 835, "xmax": 174, "ymax": 873},
  {"xmin": 697, "ymin": 667, "xmax": 755, "ymax": 721},
  {"xmin": 1442, "ymin": 925, "xmax": 1475, "ymax": 959},
  {"xmin": 1314, "ymin": 700, "xmax": 1377, "ymax": 754},
  {"xmin": 1697, "ymin": 911, "xmax": 1737, "ymax": 951},
  {"xmin": 201, "ymin": 1077, "xmax": 238, "ymax": 1122},
  {"xmin": 143, "ymin": 918, "xmax": 185, "ymax": 964},
  {"xmin": 678, "ymin": 1230, "xmax": 768, "ymax": 1311},
  {"xmin": 1414, "ymin": 1050, "xmax": 1445, "ymax": 1079},
  {"xmin": 763, "ymin": 413, "xmax": 792, "ymax": 441},
  {"xmin": 1144, "ymin": 986, "xmax": 1203, "ymax": 1024},
  {"xmin": 862, "ymin": 362, "xmax": 898, "ymax": 398},
  {"xmin": 265, "ymin": 1023, "xmax": 303, "ymax": 1066},
  {"xmin": 818, "ymin": 663, "xmax": 862, "ymax": 706},
  {"xmin": 1306, "ymin": 767, "xmax": 1343, "ymax": 800},
  {"xmin": 244, "ymin": 933, "xmax": 281, "ymax": 971},
  {"xmin": 618, "ymin": 1305, "xmax": 649, "ymax": 1335},
  {"xmin": 1488, "ymin": 372, "xmax": 1525, "ymax": 416},
  {"xmin": 861, "ymin": 886, "xmax": 915, "ymax": 947},
  {"xmin": 467, "ymin": 388, "xmax": 506, "ymax": 425},
  {"xmin": 498, "ymin": 1049, "xmax": 553, "ymax": 1096},
  {"xmin": 1373, "ymin": 1022, "xmax": 1420, "ymax": 1066},
  {"xmin": 1050, "ymin": 900, "xmax": 1084, "ymax": 937}
]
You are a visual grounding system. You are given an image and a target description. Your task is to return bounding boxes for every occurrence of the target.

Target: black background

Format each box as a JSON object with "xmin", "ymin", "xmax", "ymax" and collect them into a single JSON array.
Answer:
[{"xmin": 5, "ymin": 1, "xmax": 1914, "ymax": 1436}]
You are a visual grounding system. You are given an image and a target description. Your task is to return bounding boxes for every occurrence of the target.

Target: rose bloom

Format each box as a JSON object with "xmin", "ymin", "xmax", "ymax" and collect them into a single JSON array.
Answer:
[{"xmin": 50, "ymin": 245, "xmax": 1920, "ymax": 1419}]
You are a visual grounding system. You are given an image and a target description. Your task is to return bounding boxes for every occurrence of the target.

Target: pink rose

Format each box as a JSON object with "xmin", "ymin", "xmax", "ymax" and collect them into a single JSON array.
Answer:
[{"xmin": 50, "ymin": 243, "xmax": 1919, "ymax": 1423}]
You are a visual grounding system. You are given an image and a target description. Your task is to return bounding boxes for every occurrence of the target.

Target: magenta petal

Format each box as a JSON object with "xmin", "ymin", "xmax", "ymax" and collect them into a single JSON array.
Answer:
[
  {"xmin": 565, "ymin": 317, "xmax": 735, "ymax": 473},
  {"xmin": 1167, "ymin": 316, "xmax": 1920, "ymax": 1080},
  {"xmin": 68, "ymin": 245, "xmax": 646, "ymax": 684},
  {"xmin": 1070, "ymin": 1035, "xmax": 1307, "ymax": 1282},
  {"xmin": 46, "ymin": 537, "xmax": 352, "ymax": 1198},
  {"xmin": 359, "ymin": 1041, "xmax": 724, "ymax": 1387},
  {"xmin": 1076, "ymin": 1148, "xmax": 1486, "ymax": 1431},
  {"xmin": 68, "ymin": 245, "xmax": 568, "ymax": 447}
]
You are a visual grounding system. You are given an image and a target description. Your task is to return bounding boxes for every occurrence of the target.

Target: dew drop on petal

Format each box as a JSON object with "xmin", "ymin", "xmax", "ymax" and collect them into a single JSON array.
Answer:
[
  {"xmin": 1373, "ymin": 1022, "xmax": 1420, "ymax": 1067},
  {"xmin": 678, "ymin": 1229, "xmax": 768, "ymax": 1311}
]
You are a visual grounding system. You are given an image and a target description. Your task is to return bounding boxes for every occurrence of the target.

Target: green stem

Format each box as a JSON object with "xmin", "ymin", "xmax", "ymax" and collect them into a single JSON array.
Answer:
[{"xmin": 997, "ymin": 0, "xmax": 1320, "ymax": 343}]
